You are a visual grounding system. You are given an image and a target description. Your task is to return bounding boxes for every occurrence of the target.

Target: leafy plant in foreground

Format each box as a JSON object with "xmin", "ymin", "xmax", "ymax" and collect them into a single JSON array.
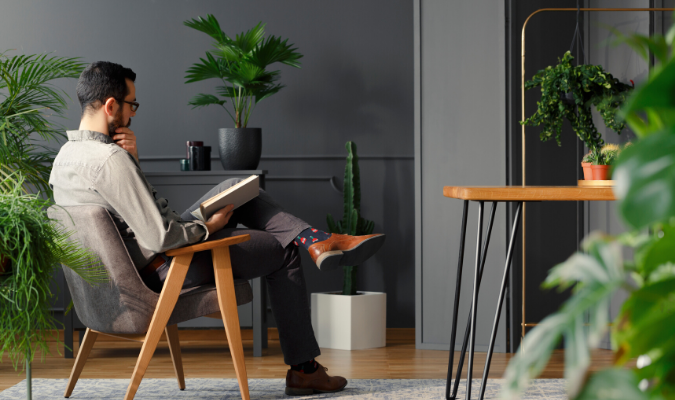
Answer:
[
  {"xmin": 184, "ymin": 14, "xmax": 303, "ymax": 128},
  {"xmin": 0, "ymin": 51, "xmax": 85, "ymax": 195},
  {"xmin": 0, "ymin": 175, "xmax": 108, "ymax": 370}
]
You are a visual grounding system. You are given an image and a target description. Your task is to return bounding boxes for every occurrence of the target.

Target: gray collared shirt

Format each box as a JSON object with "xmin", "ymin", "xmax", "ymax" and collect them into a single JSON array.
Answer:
[{"xmin": 49, "ymin": 130, "xmax": 209, "ymax": 271}]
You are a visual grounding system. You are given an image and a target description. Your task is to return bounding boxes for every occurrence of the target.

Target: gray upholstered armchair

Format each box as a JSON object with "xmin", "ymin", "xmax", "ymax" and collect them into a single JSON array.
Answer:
[{"xmin": 48, "ymin": 205, "xmax": 253, "ymax": 400}]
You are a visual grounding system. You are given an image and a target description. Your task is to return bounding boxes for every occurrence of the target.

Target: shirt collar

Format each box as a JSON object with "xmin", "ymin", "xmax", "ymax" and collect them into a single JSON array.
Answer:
[{"xmin": 66, "ymin": 130, "xmax": 114, "ymax": 144}]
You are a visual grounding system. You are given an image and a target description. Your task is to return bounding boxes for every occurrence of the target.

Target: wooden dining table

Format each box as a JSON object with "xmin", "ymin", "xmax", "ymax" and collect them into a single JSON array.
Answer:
[{"xmin": 441, "ymin": 186, "xmax": 615, "ymax": 400}]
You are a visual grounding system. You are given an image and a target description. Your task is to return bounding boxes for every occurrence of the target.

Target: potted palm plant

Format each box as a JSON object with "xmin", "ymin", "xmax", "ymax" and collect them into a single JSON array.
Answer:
[
  {"xmin": 521, "ymin": 51, "xmax": 633, "ymax": 176},
  {"xmin": 310, "ymin": 142, "xmax": 386, "ymax": 351},
  {"xmin": 184, "ymin": 15, "xmax": 303, "ymax": 170},
  {"xmin": 1, "ymin": 51, "xmax": 108, "ymax": 399}
]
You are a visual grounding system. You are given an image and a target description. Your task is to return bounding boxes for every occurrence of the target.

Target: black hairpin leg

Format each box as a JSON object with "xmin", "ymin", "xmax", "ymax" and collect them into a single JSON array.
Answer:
[
  {"xmin": 478, "ymin": 202, "xmax": 522, "ymax": 400},
  {"xmin": 465, "ymin": 201, "xmax": 485, "ymax": 399},
  {"xmin": 446, "ymin": 200, "xmax": 469, "ymax": 400},
  {"xmin": 450, "ymin": 202, "xmax": 497, "ymax": 399}
]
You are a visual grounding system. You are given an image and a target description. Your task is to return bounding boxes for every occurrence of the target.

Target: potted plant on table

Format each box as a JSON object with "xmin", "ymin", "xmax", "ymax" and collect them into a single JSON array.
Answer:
[
  {"xmin": 0, "ymin": 51, "xmax": 108, "ymax": 399},
  {"xmin": 310, "ymin": 142, "xmax": 386, "ymax": 351},
  {"xmin": 588, "ymin": 143, "xmax": 621, "ymax": 180},
  {"xmin": 183, "ymin": 14, "xmax": 303, "ymax": 170},
  {"xmin": 581, "ymin": 151, "xmax": 593, "ymax": 180},
  {"xmin": 521, "ymin": 51, "xmax": 633, "ymax": 178}
]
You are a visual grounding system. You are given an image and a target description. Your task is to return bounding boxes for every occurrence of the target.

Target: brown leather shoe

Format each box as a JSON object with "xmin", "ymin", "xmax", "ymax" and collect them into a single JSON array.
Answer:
[
  {"xmin": 307, "ymin": 233, "xmax": 386, "ymax": 271},
  {"xmin": 285, "ymin": 363, "xmax": 348, "ymax": 395}
]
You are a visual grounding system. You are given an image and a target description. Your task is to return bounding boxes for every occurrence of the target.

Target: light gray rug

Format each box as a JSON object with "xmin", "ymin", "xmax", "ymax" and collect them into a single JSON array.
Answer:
[{"xmin": 1, "ymin": 378, "xmax": 566, "ymax": 399}]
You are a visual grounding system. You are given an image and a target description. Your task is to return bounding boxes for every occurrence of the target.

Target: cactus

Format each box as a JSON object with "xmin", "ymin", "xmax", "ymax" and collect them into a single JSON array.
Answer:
[{"xmin": 327, "ymin": 142, "xmax": 375, "ymax": 295}]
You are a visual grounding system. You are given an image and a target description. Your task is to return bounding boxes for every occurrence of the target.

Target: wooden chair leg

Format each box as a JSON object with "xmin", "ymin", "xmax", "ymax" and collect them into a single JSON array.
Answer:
[
  {"xmin": 165, "ymin": 324, "xmax": 185, "ymax": 390},
  {"xmin": 64, "ymin": 328, "xmax": 98, "ymax": 398},
  {"xmin": 124, "ymin": 253, "xmax": 193, "ymax": 400},
  {"xmin": 212, "ymin": 246, "xmax": 250, "ymax": 400}
]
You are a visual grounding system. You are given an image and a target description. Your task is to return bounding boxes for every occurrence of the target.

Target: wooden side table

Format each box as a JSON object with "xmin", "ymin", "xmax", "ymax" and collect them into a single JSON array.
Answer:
[{"xmin": 442, "ymin": 186, "xmax": 614, "ymax": 400}]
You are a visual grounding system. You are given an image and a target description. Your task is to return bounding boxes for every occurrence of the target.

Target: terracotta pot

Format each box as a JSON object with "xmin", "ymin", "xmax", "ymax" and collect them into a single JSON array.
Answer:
[
  {"xmin": 581, "ymin": 162, "xmax": 593, "ymax": 180},
  {"xmin": 591, "ymin": 165, "xmax": 611, "ymax": 180}
]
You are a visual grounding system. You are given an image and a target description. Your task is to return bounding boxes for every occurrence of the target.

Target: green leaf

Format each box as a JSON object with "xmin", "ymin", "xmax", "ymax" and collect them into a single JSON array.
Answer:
[
  {"xmin": 184, "ymin": 52, "xmax": 224, "ymax": 83},
  {"xmin": 621, "ymin": 56, "xmax": 675, "ymax": 137},
  {"xmin": 183, "ymin": 14, "xmax": 228, "ymax": 44},
  {"xmin": 248, "ymin": 35, "xmax": 303, "ymax": 69},
  {"xmin": 614, "ymin": 129, "xmax": 675, "ymax": 229},
  {"xmin": 251, "ymin": 84, "xmax": 284, "ymax": 104},
  {"xmin": 574, "ymin": 368, "xmax": 647, "ymax": 400},
  {"xmin": 187, "ymin": 94, "xmax": 226, "ymax": 109},
  {"xmin": 634, "ymin": 224, "xmax": 675, "ymax": 278},
  {"xmin": 503, "ymin": 236, "xmax": 624, "ymax": 398},
  {"xmin": 234, "ymin": 22, "xmax": 266, "ymax": 55}
]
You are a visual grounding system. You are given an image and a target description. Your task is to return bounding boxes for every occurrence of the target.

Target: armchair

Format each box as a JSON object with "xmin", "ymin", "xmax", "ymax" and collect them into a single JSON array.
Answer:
[{"xmin": 48, "ymin": 206, "xmax": 253, "ymax": 400}]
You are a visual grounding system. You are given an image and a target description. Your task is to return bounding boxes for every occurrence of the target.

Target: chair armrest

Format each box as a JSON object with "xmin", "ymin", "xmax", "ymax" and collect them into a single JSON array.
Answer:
[{"xmin": 165, "ymin": 234, "xmax": 251, "ymax": 257}]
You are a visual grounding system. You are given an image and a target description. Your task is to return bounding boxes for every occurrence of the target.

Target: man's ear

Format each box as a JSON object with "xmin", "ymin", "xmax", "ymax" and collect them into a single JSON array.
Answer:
[{"xmin": 103, "ymin": 97, "xmax": 117, "ymax": 117}]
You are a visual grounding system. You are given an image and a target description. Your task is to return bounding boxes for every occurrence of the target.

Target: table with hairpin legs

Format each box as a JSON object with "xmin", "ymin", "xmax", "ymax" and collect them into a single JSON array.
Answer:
[{"xmin": 442, "ymin": 186, "xmax": 615, "ymax": 400}]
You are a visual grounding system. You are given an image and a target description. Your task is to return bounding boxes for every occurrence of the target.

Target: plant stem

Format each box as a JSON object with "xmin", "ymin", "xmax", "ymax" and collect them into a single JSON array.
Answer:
[
  {"xmin": 342, "ymin": 266, "xmax": 358, "ymax": 296},
  {"xmin": 26, "ymin": 348, "xmax": 31, "ymax": 400}
]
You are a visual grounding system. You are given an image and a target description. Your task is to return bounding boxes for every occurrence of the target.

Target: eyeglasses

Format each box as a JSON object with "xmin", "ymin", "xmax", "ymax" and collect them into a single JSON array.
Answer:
[{"xmin": 123, "ymin": 100, "xmax": 140, "ymax": 112}]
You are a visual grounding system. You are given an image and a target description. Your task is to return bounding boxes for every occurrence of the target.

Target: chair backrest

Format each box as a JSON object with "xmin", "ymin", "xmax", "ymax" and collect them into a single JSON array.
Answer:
[{"xmin": 48, "ymin": 206, "xmax": 161, "ymax": 334}]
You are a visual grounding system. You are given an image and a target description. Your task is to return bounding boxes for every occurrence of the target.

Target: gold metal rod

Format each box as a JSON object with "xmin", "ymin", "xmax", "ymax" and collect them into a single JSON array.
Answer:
[{"xmin": 519, "ymin": 7, "xmax": 674, "ymax": 350}]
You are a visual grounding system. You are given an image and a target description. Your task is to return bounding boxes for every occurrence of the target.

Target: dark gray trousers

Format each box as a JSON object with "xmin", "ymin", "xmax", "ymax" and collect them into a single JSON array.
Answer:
[{"xmin": 143, "ymin": 178, "xmax": 320, "ymax": 365}]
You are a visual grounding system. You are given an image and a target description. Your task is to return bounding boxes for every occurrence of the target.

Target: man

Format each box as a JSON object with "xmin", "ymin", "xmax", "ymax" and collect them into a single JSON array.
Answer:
[{"xmin": 49, "ymin": 61, "xmax": 385, "ymax": 396}]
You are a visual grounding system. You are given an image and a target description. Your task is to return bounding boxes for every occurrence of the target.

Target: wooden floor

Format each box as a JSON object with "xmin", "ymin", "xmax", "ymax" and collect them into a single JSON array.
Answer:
[{"xmin": 0, "ymin": 328, "xmax": 618, "ymax": 392}]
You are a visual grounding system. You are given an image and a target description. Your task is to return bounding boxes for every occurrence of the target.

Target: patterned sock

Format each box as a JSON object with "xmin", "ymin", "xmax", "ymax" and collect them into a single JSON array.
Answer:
[
  {"xmin": 293, "ymin": 227, "xmax": 332, "ymax": 249},
  {"xmin": 291, "ymin": 358, "xmax": 319, "ymax": 374}
]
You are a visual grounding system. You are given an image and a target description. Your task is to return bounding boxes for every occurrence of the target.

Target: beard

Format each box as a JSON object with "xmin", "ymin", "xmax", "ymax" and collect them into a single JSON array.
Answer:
[{"xmin": 108, "ymin": 108, "xmax": 131, "ymax": 140}]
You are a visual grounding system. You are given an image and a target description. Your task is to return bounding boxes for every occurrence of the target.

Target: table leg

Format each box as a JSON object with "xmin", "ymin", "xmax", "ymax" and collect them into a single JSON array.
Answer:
[
  {"xmin": 478, "ymin": 202, "xmax": 522, "ymax": 400},
  {"xmin": 252, "ymin": 277, "xmax": 268, "ymax": 357},
  {"xmin": 445, "ymin": 200, "xmax": 469, "ymax": 400},
  {"xmin": 63, "ymin": 272, "xmax": 73, "ymax": 359},
  {"xmin": 466, "ymin": 201, "xmax": 484, "ymax": 399},
  {"xmin": 450, "ymin": 202, "xmax": 497, "ymax": 398}
]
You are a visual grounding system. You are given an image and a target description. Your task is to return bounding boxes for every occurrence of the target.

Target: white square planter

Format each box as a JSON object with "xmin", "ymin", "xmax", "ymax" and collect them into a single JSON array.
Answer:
[{"xmin": 311, "ymin": 291, "xmax": 386, "ymax": 350}]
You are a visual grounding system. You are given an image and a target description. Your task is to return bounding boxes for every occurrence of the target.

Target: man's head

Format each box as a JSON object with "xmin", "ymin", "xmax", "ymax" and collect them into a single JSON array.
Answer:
[{"xmin": 76, "ymin": 61, "xmax": 137, "ymax": 135}]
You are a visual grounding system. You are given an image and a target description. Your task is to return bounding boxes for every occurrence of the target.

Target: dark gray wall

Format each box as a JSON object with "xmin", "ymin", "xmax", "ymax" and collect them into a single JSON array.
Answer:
[
  {"xmin": 415, "ymin": 0, "xmax": 508, "ymax": 352},
  {"xmin": 1, "ymin": 1, "xmax": 414, "ymax": 328}
]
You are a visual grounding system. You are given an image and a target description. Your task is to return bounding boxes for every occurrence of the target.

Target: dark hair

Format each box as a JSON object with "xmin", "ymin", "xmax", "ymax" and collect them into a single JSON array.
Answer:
[{"xmin": 76, "ymin": 61, "xmax": 136, "ymax": 116}]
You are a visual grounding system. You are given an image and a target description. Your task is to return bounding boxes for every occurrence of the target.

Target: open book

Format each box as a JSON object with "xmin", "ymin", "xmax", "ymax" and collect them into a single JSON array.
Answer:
[{"xmin": 190, "ymin": 175, "xmax": 259, "ymax": 221}]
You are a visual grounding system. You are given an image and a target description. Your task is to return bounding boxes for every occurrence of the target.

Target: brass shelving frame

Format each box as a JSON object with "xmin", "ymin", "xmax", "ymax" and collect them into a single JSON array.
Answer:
[{"xmin": 519, "ymin": 7, "xmax": 674, "ymax": 345}]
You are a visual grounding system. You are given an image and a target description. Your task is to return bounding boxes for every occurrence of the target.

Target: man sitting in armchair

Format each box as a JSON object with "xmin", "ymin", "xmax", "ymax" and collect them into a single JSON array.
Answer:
[{"xmin": 49, "ymin": 61, "xmax": 385, "ymax": 396}]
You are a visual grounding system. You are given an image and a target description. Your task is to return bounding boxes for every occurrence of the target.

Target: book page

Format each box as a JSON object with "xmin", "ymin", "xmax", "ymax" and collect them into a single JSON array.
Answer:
[{"xmin": 198, "ymin": 175, "xmax": 259, "ymax": 221}]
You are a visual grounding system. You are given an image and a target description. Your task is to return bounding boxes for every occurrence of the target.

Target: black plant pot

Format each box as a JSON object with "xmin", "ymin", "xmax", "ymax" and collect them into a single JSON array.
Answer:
[{"xmin": 217, "ymin": 128, "xmax": 262, "ymax": 170}]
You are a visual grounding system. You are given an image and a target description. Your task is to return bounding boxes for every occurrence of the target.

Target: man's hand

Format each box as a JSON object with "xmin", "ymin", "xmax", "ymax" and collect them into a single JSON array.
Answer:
[
  {"xmin": 113, "ymin": 127, "xmax": 139, "ymax": 161},
  {"xmin": 204, "ymin": 204, "xmax": 234, "ymax": 235}
]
